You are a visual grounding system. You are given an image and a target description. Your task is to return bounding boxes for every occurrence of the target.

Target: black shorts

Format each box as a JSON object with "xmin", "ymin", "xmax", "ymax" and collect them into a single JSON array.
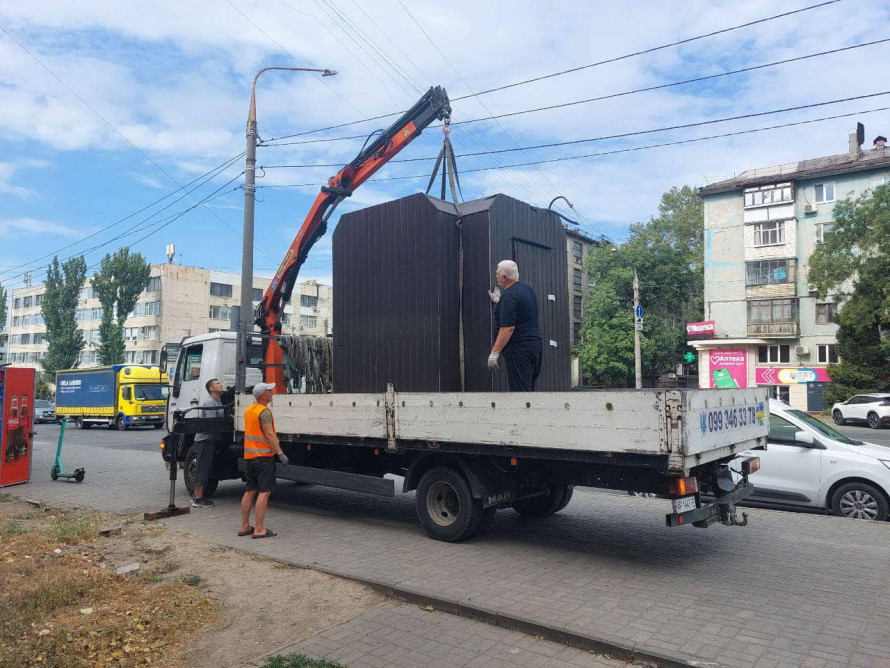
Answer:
[{"xmin": 245, "ymin": 457, "xmax": 277, "ymax": 493}]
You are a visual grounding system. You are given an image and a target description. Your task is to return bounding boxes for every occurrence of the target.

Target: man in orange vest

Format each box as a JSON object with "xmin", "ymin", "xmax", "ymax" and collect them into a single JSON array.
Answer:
[{"xmin": 238, "ymin": 382, "xmax": 289, "ymax": 539}]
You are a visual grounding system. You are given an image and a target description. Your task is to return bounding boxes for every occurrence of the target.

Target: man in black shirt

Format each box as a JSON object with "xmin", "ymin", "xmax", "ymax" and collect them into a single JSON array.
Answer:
[{"xmin": 487, "ymin": 260, "xmax": 544, "ymax": 391}]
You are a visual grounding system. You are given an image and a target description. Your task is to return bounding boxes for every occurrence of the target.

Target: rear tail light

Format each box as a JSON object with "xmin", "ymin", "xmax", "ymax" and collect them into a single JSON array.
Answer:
[
  {"xmin": 741, "ymin": 457, "xmax": 761, "ymax": 475},
  {"xmin": 669, "ymin": 476, "xmax": 699, "ymax": 497}
]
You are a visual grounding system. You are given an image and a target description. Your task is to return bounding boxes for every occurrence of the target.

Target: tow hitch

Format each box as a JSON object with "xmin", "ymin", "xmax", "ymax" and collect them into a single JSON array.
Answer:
[{"xmin": 665, "ymin": 457, "xmax": 759, "ymax": 529}]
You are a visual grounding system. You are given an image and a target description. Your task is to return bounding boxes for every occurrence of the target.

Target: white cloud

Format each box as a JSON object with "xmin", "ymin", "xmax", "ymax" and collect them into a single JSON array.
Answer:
[{"xmin": 0, "ymin": 217, "xmax": 82, "ymax": 238}]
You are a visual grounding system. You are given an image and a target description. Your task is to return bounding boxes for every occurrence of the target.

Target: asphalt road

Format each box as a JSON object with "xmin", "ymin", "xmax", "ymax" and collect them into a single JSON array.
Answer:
[
  {"xmin": 831, "ymin": 421, "xmax": 890, "ymax": 448},
  {"xmin": 33, "ymin": 421, "xmax": 164, "ymax": 453}
]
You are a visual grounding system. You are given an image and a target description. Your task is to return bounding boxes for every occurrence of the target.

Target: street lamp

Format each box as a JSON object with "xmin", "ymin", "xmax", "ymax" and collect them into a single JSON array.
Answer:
[
  {"xmin": 237, "ymin": 66, "xmax": 338, "ymax": 392},
  {"xmin": 610, "ymin": 246, "xmax": 642, "ymax": 390}
]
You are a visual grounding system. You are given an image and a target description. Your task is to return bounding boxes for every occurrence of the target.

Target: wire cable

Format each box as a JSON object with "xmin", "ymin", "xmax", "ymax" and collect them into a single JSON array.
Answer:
[{"xmin": 258, "ymin": 0, "xmax": 843, "ymax": 144}]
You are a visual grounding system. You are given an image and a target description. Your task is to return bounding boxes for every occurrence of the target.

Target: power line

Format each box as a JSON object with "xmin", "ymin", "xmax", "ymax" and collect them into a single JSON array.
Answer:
[
  {"xmin": 258, "ymin": 0, "xmax": 843, "ymax": 144},
  {"xmin": 451, "ymin": 0, "xmax": 843, "ymax": 100},
  {"xmin": 0, "ymin": 154, "xmax": 246, "ymax": 282},
  {"xmin": 260, "ymin": 91, "xmax": 890, "ymax": 168},
  {"xmin": 254, "ymin": 104, "xmax": 890, "ymax": 187}
]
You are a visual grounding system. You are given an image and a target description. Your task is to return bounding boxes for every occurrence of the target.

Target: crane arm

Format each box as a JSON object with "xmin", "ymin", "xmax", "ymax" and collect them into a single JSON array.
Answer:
[{"xmin": 257, "ymin": 86, "xmax": 451, "ymax": 392}]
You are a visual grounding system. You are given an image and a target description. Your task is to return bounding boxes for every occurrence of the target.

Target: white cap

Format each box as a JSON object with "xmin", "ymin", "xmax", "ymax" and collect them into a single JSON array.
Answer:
[{"xmin": 252, "ymin": 382, "xmax": 276, "ymax": 398}]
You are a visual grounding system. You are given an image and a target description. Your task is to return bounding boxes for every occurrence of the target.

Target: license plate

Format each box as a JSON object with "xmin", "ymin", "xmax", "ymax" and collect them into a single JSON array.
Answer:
[{"xmin": 673, "ymin": 495, "xmax": 697, "ymax": 515}]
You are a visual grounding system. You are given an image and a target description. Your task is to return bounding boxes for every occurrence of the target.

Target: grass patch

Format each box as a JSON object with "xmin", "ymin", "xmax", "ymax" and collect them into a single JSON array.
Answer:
[
  {"xmin": 156, "ymin": 559, "xmax": 179, "ymax": 574},
  {"xmin": 0, "ymin": 521, "xmax": 29, "ymax": 536},
  {"xmin": 0, "ymin": 508, "xmax": 217, "ymax": 667},
  {"xmin": 262, "ymin": 654, "xmax": 346, "ymax": 668},
  {"xmin": 182, "ymin": 574, "xmax": 204, "ymax": 587},
  {"xmin": 51, "ymin": 516, "xmax": 95, "ymax": 544}
]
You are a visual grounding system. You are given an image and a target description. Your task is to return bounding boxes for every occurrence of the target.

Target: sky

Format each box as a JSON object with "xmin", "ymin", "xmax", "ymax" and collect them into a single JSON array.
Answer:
[{"xmin": 1, "ymin": 0, "xmax": 889, "ymax": 297}]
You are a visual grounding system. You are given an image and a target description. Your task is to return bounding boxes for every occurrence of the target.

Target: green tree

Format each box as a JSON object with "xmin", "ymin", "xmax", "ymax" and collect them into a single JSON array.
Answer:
[
  {"xmin": 577, "ymin": 186, "xmax": 703, "ymax": 386},
  {"xmin": 35, "ymin": 374, "xmax": 54, "ymax": 400},
  {"xmin": 41, "ymin": 256, "xmax": 87, "ymax": 375},
  {"xmin": 809, "ymin": 184, "xmax": 890, "ymax": 403},
  {"xmin": 92, "ymin": 248, "xmax": 152, "ymax": 365},
  {"xmin": 0, "ymin": 283, "xmax": 7, "ymax": 334}
]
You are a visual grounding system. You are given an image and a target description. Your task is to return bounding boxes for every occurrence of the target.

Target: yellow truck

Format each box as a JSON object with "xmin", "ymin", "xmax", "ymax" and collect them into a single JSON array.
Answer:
[{"xmin": 55, "ymin": 365, "xmax": 169, "ymax": 431}]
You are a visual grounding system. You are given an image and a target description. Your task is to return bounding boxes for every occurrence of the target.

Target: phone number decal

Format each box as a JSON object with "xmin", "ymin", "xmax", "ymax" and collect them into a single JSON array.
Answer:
[{"xmin": 699, "ymin": 402, "xmax": 766, "ymax": 435}]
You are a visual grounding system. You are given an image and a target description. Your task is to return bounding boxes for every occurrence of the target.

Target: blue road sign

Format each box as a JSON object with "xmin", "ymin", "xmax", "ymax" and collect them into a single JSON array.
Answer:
[{"xmin": 635, "ymin": 305, "xmax": 643, "ymax": 319}]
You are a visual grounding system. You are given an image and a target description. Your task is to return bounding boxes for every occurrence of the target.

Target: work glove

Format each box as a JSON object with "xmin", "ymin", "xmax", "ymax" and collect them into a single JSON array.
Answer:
[
  {"xmin": 487, "ymin": 287, "xmax": 501, "ymax": 304},
  {"xmin": 487, "ymin": 351, "xmax": 500, "ymax": 370},
  {"xmin": 278, "ymin": 453, "xmax": 290, "ymax": 466}
]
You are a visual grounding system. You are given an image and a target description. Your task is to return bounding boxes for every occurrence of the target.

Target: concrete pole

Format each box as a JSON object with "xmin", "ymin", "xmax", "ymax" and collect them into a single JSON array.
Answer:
[
  {"xmin": 633, "ymin": 268, "xmax": 642, "ymax": 390},
  {"xmin": 236, "ymin": 66, "xmax": 337, "ymax": 393}
]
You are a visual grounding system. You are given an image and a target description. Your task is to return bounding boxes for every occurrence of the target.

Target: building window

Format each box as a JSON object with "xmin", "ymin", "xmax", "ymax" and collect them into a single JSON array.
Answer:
[
  {"xmin": 817, "ymin": 344, "xmax": 839, "ymax": 364},
  {"xmin": 744, "ymin": 183, "xmax": 792, "ymax": 208},
  {"xmin": 209, "ymin": 305, "xmax": 232, "ymax": 321},
  {"xmin": 572, "ymin": 268, "xmax": 583, "ymax": 291},
  {"xmin": 753, "ymin": 221, "xmax": 785, "ymax": 246},
  {"xmin": 814, "ymin": 183, "xmax": 835, "ymax": 203},
  {"xmin": 146, "ymin": 276, "xmax": 161, "ymax": 293},
  {"xmin": 300, "ymin": 294, "xmax": 319, "ymax": 308},
  {"xmin": 815, "ymin": 223, "xmax": 831, "ymax": 244},
  {"xmin": 757, "ymin": 344, "xmax": 790, "ymax": 364},
  {"xmin": 75, "ymin": 309, "xmax": 89, "ymax": 322},
  {"xmin": 210, "ymin": 282, "xmax": 233, "ymax": 298},
  {"xmin": 572, "ymin": 241, "xmax": 583, "ymax": 263},
  {"xmin": 573, "ymin": 327, "xmax": 581, "ymax": 346},
  {"xmin": 21, "ymin": 315, "xmax": 32, "ymax": 326},
  {"xmin": 768, "ymin": 386, "xmax": 791, "ymax": 403},
  {"xmin": 280, "ymin": 313, "xmax": 291, "ymax": 325},
  {"xmin": 35, "ymin": 293, "xmax": 44, "ymax": 306},
  {"xmin": 746, "ymin": 259, "xmax": 791, "ymax": 286},
  {"xmin": 33, "ymin": 333, "xmax": 45, "ymax": 345},
  {"xmin": 12, "ymin": 316, "xmax": 20, "ymax": 327},
  {"xmin": 91, "ymin": 307, "xmax": 103, "ymax": 321},
  {"xmin": 13, "ymin": 298, "xmax": 21, "ymax": 309},
  {"xmin": 142, "ymin": 326, "xmax": 159, "ymax": 340},
  {"xmin": 748, "ymin": 298, "xmax": 797, "ymax": 324},
  {"xmin": 89, "ymin": 329, "xmax": 101, "ymax": 343},
  {"xmin": 144, "ymin": 350, "xmax": 158, "ymax": 364},
  {"xmin": 80, "ymin": 286, "xmax": 93, "ymax": 301},
  {"xmin": 300, "ymin": 315, "xmax": 317, "ymax": 328},
  {"xmin": 815, "ymin": 303, "xmax": 837, "ymax": 325},
  {"xmin": 253, "ymin": 288, "xmax": 263, "ymax": 302},
  {"xmin": 23, "ymin": 296, "xmax": 32, "ymax": 308},
  {"xmin": 34, "ymin": 314, "xmax": 44, "ymax": 325},
  {"xmin": 145, "ymin": 301, "xmax": 161, "ymax": 316},
  {"xmin": 572, "ymin": 294, "xmax": 582, "ymax": 321},
  {"xmin": 124, "ymin": 327, "xmax": 139, "ymax": 341}
]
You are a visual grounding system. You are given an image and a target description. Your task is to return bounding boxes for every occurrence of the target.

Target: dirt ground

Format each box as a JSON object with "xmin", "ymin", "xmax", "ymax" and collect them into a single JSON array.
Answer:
[{"xmin": 0, "ymin": 496, "xmax": 382, "ymax": 668}]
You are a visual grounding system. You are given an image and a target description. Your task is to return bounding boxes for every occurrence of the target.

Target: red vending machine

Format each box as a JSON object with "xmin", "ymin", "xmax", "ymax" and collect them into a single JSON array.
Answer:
[{"xmin": 0, "ymin": 366, "xmax": 35, "ymax": 487}]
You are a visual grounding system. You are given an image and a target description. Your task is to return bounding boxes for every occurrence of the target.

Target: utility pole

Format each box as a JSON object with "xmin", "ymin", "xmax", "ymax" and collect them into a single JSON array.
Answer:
[
  {"xmin": 236, "ymin": 66, "xmax": 337, "ymax": 393},
  {"xmin": 633, "ymin": 268, "xmax": 642, "ymax": 390}
]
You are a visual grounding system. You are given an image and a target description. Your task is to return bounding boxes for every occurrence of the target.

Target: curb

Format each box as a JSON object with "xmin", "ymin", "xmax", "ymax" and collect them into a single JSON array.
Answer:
[{"xmin": 234, "ymin": 549, "xmax": 704, "ymax": 668}]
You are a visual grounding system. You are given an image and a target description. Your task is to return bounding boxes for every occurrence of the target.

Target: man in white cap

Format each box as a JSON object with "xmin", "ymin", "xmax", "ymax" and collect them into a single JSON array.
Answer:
[{"xmin": 238, "ymin": 382, "xmax": 289, "ymax": 539}]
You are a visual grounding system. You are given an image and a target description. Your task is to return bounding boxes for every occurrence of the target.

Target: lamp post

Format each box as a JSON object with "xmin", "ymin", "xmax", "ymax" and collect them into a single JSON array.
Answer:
[
  {"xmin": 611, "ymin": 247, "xmax": 642, "ymax": 390},
  {"xmin": 236, "ymin": 66, "xmax": 337, "ymax": 392}
]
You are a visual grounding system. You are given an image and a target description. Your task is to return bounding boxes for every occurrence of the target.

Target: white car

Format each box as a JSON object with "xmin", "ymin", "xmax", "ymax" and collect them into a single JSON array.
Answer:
[
  {"xmin": 832, "ymin": 393, "xmax": 890, "ymax": 429},
  {"xmin": 738, "ymin": 399, "xmax": 890, "ymax": 521}
]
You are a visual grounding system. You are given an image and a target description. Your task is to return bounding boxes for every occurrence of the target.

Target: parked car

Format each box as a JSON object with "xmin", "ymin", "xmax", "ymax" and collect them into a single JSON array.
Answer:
[
  {"xmin": 33, "ymin": 399, "xmax": 57, "ymax": 424},
  {"xmin": 832, "ymin": 393, "xmax": 890, "ymax": 429},
  {"xmin": 737, "ymin": 399, "xmax": 890, "ymax": 521}
]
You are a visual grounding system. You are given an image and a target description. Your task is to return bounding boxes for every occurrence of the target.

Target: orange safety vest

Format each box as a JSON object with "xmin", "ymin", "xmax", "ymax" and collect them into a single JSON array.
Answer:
[{"xmin": 243, "ymin": 402, "xmax": 275, "ymax": 459}]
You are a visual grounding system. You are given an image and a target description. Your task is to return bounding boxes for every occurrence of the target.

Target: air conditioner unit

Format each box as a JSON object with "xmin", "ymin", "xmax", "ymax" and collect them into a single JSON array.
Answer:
[
  {"xmin": 807, "ymin": 283, "xmax": 818, "ymax": 293},
  {"xmin": 803, "ymin": 203, "xmax": 817, "ymax": 214},
  {"xmin": 795, "ymin": 346, "xmax": 810, "ymax": 356}
]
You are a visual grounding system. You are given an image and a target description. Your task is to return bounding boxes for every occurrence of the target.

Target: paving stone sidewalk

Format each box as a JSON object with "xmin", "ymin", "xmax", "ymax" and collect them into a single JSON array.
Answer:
[
  {"xmin": 10, "ymin": 427, "xmax": 890, "ymax": 667},
  {"xmin": 254, "ymin": 601, "xmax": 633, "ymax": 668}
]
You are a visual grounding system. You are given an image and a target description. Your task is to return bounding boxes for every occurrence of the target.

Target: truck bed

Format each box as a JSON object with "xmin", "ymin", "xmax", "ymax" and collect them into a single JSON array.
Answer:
[{"xmin": 236, "ymin": 388, "xmax": 768, "ymax": 476}]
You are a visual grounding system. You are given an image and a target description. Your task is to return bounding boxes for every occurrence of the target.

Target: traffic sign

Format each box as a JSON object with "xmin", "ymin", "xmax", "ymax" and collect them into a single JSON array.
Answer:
[
  {"xmin": 635, "ymin": 305, "xmax": 643, "ymax": 319},
  {"xmin": 634, "ymin": 322, "xmax": 643, "ymax": 331}
]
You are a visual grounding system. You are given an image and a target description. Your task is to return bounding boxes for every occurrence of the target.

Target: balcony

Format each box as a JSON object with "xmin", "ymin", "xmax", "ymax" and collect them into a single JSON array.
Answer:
[{"xmin": 747, "ymin": 322, "xmax": 799, "ymax": 337}]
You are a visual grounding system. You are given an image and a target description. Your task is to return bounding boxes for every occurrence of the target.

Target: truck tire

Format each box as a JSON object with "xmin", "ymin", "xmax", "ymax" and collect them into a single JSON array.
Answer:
[
  {"xmin": 512, "ymin": 484, "xmax": 572, "ymax": 518},
  {"xmin": 416, "ymin": 466, "xmax": 488, "ymax": 542},
  {"xmin": 182, "ymin": 444, "xmax": 218, "ymax": 498},
  {"xmin": 76, "ymin": 417, "xmax": 91, "ymax": 430},
  {"xmin": 115, "ymin": 416, "xmax": 129, "ymax": 431}
]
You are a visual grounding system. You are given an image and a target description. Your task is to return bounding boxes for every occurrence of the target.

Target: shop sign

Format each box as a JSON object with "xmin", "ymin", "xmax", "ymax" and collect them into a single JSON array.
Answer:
[
  {"xmin": 686, "ymin": 320, "xmax": 716, "ymax": 338},
  {"xmin": 709, "ymin": 348, "xmax": 748, "ymax": 389},
  {"xmin": 755, "ymin": 367, "xmax": 831, "ymax": 385}
]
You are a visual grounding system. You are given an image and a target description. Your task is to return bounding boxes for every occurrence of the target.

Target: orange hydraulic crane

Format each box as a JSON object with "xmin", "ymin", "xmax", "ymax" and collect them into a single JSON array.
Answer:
[{"xmin": 256, "ymin": 86, "xmax": 452, "ymax": 392}]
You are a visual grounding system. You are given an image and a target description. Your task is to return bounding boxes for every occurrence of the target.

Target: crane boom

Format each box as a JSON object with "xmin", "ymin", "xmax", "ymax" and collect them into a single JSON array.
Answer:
[{"xmin": 257, "ymin": 86, "xmax": 452, "ymax": 392}]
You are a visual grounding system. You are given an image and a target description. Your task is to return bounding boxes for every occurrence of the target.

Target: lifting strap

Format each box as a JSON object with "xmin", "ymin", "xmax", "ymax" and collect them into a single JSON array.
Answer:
[{"xmin": 425, "ymin": 124, "xmax": 466, "ymax": 391}]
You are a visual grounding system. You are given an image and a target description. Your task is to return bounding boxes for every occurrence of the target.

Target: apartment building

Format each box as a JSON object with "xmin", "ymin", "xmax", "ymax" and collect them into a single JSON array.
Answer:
[
  {"xmin": 566, "ymin": 227, "xmax": 602, "ymax": 386},
  {"xmin": 694, "ymin": 126, "xmax": 890, "ymax": 411},
  {"xmin": 6, "ymin": 262, "xmax": 332, "ymax": 371}
]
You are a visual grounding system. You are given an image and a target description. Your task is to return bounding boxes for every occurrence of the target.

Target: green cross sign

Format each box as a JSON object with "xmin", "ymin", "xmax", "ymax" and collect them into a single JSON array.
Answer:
[{"xmin": 683, "ymin": 352, "xmax": 696, "ymax": 363}]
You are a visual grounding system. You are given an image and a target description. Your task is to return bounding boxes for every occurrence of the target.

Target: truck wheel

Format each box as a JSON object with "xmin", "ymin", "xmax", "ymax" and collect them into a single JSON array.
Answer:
[
  {"xmin": 831, "ymin": 482, "xmax": 889, "ymax": 521},
  {"xmin": 76, "ymin": 417, "xmax": 91, "ymax": 430},
  {"xmin": 115, "ymin": 416, "xmax": 129, "ymax": 431},
  {"xmin": 512, "ymin": 484, "xmax": 571, "ymax": 518},
  {"xmin": 182, "ymin": 444, "xmax": 218, "ymax": 498},
  {"xmin": 416, "ymin": 467, "xmax": 487, "ymax": 542}
]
